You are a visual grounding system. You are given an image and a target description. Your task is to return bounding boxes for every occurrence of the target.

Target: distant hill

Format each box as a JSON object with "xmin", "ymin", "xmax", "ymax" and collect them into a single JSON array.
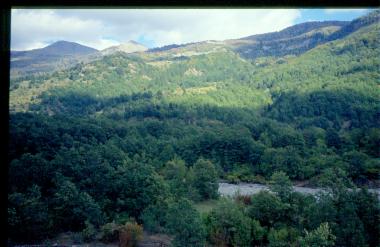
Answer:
[
  {"xmin": 9, "ymin": 10, "xmax": 379, "ymax": 114},
  {"xmin": 228, "ymin": 11, "xmax": 380, "ymax": 59},
  {"xmin": 241, "ymin": 21, "xmax": 349, "ymax": 41},
  {"xmin": 11, "ymin": 41, "xmax": 99, "ymax": 78},
  {"xmin": 228, "ymin": 21, "xmax": 349, "ymax": 59},
  {"xmin": 12, "ymin": 40, "xmax": 98, "ymax": 57},
  {"xmin": 101, "ymin": 40, "xmax": 148, "ymax": 55}
]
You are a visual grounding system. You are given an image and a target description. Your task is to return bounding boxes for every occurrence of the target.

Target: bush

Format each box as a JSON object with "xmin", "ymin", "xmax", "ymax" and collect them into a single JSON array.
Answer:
[
  {"xmin": 119, "ymin": 221, "xmax": 143, "ymax": 247},
  {"xmin": 299, "ymin": 223, "xmax": 335, "ymax": 247},
  {"xmin": 268, "ymin": 227, "xmax": 299, "ymax": 247},
  {"xmin": 205, "ymin": 199, "xmax": 252, "ymax": 247},
  {"xmin": 235, "ymin": 194, "xmax": 252, "ymax": 205},
  {"xmin": 100, "ymin": 222, "xmax": 120, "ymax": 243},
  {"xmin": 141, "ymin": 200, "xmax": 169, "ymax": 233},
  {"xmin": 81, "ymin": 220, "xmax": 97, "ymax": 242},
  {"xmin": 191, "ymin": 158, "xmax": 219, "ymax": 200},
  {"xmin": 165, "ymin": 198, "xmax": 206, "ymax": 247},
  {"xmin": 114, "ymin": 212, "xmax": 130, "ymax": 225},
  {"xmin": 226, "ymin": 173, "xmax": 241, "ymax": 184}
]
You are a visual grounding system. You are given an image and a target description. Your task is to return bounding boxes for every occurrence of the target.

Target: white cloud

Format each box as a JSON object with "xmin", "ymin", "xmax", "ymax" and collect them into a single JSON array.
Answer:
[
  {"xmin": 11, "ymin": 9, "xmax": 301, "ymax": 50},
  {"xmin": 324, "ymin": 9, "xmax": 368, "ymax": 14},
  {"xmin": 11, "ymin": 9, "xmax": 105, "ymax": 50}
]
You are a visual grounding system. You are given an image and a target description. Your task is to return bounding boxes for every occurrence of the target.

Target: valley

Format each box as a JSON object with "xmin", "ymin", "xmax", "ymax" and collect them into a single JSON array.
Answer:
[{"xmin": 8, "ymin": 10, "xmax": 380, "ymax": 247}]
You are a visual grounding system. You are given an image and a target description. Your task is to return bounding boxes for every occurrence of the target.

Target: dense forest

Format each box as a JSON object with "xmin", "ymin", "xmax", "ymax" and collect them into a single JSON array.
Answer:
[{"xmin": 8, "ymin": 10, "xmax": 380, "ymax": 246}]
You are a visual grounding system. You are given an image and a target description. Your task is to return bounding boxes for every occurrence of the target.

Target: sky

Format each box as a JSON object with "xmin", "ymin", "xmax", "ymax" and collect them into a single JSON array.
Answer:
[{"xmin": 11, "ymin": 8, "xmax": 373, "ymax": 51}]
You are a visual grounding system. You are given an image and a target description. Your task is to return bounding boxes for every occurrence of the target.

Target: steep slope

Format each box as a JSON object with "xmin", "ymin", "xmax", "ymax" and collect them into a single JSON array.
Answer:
[
  {"xmin": 327, "ymin": 9, "xmax": 380, "ymax": 41},
  {"xmin": 228, "ymin": 10, "xmax": 379, "ymax": 60},
  {"xmin": 9, "ymin": 16, "xmax": 379, "ymax": 118},
  {"xmin": 240, "ymin": 21, "xmax": 348, "ymax": 41},
  {"xmin": 11, "ymin": 41, "xmax": 99, "ymax": 78},
  {"xmin": 229, "ymin": 21, "xmax": 347, "ymax": 59}
]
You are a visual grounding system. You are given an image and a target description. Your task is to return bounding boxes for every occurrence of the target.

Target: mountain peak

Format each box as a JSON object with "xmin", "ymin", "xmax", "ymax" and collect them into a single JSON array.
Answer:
[
  {"xmin": 49, "ymin": 40, "xmax": 75, "ymax": 46},
  {"xmin": 43, "ymin": 40, "xmax": 98, "ymax": 54},
  {"xmin": 101, "ymin": 40, "xmax": 148, "ymax": 55}
]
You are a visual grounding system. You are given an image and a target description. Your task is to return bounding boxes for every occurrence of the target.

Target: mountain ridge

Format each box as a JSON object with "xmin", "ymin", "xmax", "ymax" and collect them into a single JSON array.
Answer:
[
  {"xmin": 239, "ymin": 20, "xmax": 349, "ymax": 41},
  {"xmin": 10, "ymin": 11, "xmax": 380, "ymax": 79},
  {"xmin": 11, "ymin": 40, "xmax": 98, "ymax": 55},
  {"xmin": 9, "ymin": 11, "xmax": 379, "ymax": 114}
]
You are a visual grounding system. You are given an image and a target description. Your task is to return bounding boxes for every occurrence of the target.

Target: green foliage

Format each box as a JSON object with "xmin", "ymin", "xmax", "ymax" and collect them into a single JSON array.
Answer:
[
  {"xmin": 251, "ymin": 219, "xmax": 266, "ymax": 245},
  {"xmin": 100, "ymin": 222, "xmax": 120, "ymax": 242},
  {"xmin": 318, "ymin": 167, "xmax": 354, "ymax": 193},
  {"xmin": 165, "ymin": 199, "xmax": 206, "ymax": 247},
  {"xmin": 305, "ymin": 178, "xmax": 380, "ymax": 247},
  {"xmin": 260, "ymin": 147, "xmax": 303, "ymax": 179},
  {"xmin": 112, "ymin": 160, "xmax": 167, "ymax": 218},
  {"xmin": 7, "ymin": 11, "xmax": 380, "ymax": 246},
  {"xmin": 191, "ymin": 158, "xmax": 219, "ymax": 200},
  {"xmin": 299, "ymin": 223, "xmax": 336, "ymax": 247},
  {"xmin": 204, "ymin": 199, "xmax": 254, "ymax": 247},
  {"xmin": 8, "ymin": 185, "xmax": 52, "ymax": 241},
  {"xmin": 248, "ymin": 191, "xmax": 285, "ymax": 227},
  {"xmin": 141, "ymin": 198, "xmax": 170, "ymax": 233},
  {"xmin": 81, "ymin": 220, "xmax": 97, "ymax": 242},
  {"xmin": 269, "ymin": 171, "xmax": 293, "ymax": 200},
  {"xmin": 225, "ymin": 164, "xmax": 258, "ymax": 183},
  {"xmin": 161, "ymin": 158, "xmax": 199, "ymax": 200},
  {"xmin": 52, "ymin": 179, "xmax": 104, "ymax": 231},
  {"xmin": 268, "ymin": 227, "xmax": 300, "ymax": 247}
]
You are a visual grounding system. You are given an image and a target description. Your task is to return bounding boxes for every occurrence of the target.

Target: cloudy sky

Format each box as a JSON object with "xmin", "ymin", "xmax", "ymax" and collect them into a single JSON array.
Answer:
[{"xmin": 11, "ymin": 8, "xmax": 372, "ymax": 51}]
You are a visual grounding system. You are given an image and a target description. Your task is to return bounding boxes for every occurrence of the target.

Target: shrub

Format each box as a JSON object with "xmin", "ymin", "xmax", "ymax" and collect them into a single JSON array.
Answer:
[
  {"xmin": 299, "ymin": 222, "xmax": 336, "ymax": 247},
  {"xmin": 81, "ymin": 220, "xmax": 97, "ymax": 242},
  {"xmin": 165, "ymin": 199, "xmax": 206, "ymax": 247},
  {"xmin": 205, "ymin": 199, "xmax": 252, "ymax": 247},
  {"xmin": 235, "ymin": 194, "xmax": 252, "ymax": 205},
  {"xmin": 119, "ymin": 221, "xmax": 143, "ymax": 247},
  {"xmin": 100, "ymin": 222, "xmax": 120, "ymax": 243}
]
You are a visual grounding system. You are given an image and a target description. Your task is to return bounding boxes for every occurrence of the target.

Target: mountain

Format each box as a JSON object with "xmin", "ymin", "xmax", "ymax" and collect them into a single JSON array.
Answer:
[
  {"xmin": 11, "ymin": 41, "xmax": 99, "ymax": 78},
  {"xmin": 227, "ymin": 11, "xmax": 379, "ymax": 60},
  {"xmin": 144, "ymin": 12, "xmax": 378, "ymax": 61},
  {"xmin": 12, "ymin": 40, "xmax": 98, "ymax": 57},
  {"xmin": 226, "ymin": 21, "xmax": 349, "ymax": 59},
  {"xmin": 327, "ymin": 9, "xmax": 380, "ymax": 41},
  {"xmin": 241, "ymin": 21, "xmax": 349, "ymax": 41},
  {"xmin": 101, "ymin": 40, "xmax": 148, "ymax": 55},
  {"xmin": 10, "ymin": 11, "xmax": 379, "ymax": 113}
]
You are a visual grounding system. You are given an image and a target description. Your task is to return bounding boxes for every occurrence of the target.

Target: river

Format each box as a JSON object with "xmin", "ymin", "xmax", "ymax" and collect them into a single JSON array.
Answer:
[{"xmin": 218, "ymin": 182, "xmax": 380, "ymax": 200}]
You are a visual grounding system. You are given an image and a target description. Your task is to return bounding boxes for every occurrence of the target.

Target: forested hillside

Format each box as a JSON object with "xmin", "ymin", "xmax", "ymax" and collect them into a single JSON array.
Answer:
[{"xmin": 8, "ymin": 10, "xmax": 380, "ymax": 247}]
